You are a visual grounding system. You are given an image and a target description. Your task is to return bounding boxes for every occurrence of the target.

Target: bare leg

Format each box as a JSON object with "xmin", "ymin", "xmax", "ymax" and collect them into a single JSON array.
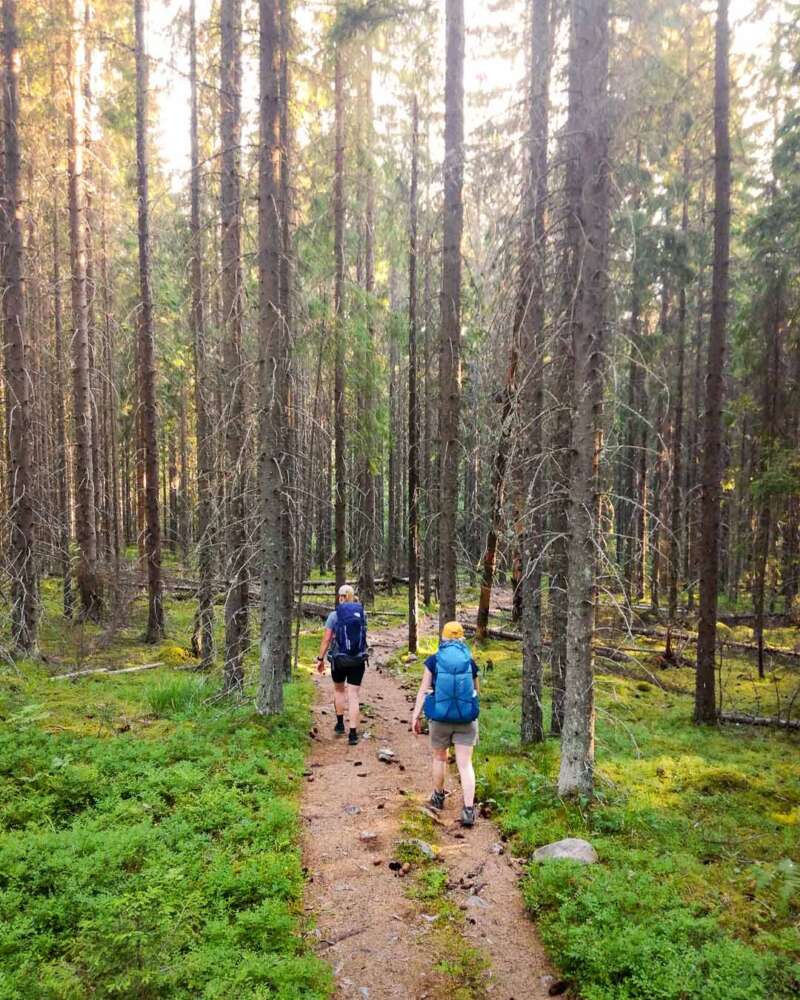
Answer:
[
  {"xmin": 454, "ymin": 744, "xmax": 476, "ymax": 808},
  {"xmin": 347, "ymin": 683, "xmax": 361, "ymax": 729},
  {"xmin": 333, "ymin": 681, "xmax": 347, "ymax": 716},
  {"xmin": 432, "ymin": 747, "xmax": 448, "ymax": 793}
]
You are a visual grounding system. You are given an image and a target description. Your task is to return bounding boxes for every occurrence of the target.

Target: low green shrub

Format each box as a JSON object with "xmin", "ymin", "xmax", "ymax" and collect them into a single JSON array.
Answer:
[{"xmin": 0, "ymin": 666, "xmax": 331, "ymax": 1000}]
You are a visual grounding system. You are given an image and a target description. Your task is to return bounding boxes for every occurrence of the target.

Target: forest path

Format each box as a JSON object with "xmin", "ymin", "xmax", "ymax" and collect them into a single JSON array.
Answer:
[{"xmin": 301, "ymin": 620, "xmax": 556, "ymax": 1000}]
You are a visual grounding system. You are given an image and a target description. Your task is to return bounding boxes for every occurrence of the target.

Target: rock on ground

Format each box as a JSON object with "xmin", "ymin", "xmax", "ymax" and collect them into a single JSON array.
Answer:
[{"xmin": 532, "ymin": 837, "xmax": 598, "ymax": 865}]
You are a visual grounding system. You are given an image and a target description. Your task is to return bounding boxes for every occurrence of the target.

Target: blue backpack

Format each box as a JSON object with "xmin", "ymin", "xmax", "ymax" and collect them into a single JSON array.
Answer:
[
  {"xmin": 334, "ymin": 602, "xmax": 368, "ymax": 661},
  {"xmin": 424, "ymin": 640, "xmax": 479, "ymax": 724}
]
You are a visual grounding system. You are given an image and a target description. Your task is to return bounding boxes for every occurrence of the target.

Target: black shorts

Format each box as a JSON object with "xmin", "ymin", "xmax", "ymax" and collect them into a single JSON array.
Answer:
[{"xmin": 330, "ymin": 655, "xmax": 367, "ymax": 686}]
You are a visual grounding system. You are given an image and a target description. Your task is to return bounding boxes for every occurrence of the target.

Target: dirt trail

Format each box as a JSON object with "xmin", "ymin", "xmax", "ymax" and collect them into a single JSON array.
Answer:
[{"xmin": 301, "ymin": 621, "xmax": 557, "ymax": 1000}]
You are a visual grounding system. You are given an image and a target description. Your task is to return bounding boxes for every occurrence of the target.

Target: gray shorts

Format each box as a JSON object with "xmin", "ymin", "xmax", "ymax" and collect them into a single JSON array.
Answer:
[{"xmin": 428, "ymin": 719, "xmax": 479, "ymax": 749}]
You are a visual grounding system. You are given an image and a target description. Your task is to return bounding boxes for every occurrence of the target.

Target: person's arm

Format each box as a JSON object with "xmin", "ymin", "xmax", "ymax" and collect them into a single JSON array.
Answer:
[
  {"xmin": 316, "ymin": 628, "xmax": 334, "ymax": 673},
  {"xmin": 472, "ymin": 659, "xmax": 480, "ymax": 693},
  {"xmin": 411, "ymin": 667, "xmax": 434, "ymax": 734}
]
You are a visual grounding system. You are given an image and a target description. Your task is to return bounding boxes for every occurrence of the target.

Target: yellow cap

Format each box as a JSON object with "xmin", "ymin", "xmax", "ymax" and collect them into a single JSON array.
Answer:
[{"xmin": 441, "ymin": 621, "xmax": 465, "ymax": 641}]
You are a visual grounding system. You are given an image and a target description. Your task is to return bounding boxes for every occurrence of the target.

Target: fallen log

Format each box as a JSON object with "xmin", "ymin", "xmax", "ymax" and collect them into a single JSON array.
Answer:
[
  {"xmin": 719, "ymin": 712, "xmax": 800, "ymax": 731},
  {"xmin": 460, "ymin": 620, "xmax": 628, "ymax": 662},
  {"xmin": 296, "ymin": 602, "xmax": 406, "ymax": 620},
  {"xmin": 51, "ymin": 661, "xmax": 165, "ymax": 681},
  {"xmin": 626, "ymin": 626, "xmax": 800, "ymax": 662}
]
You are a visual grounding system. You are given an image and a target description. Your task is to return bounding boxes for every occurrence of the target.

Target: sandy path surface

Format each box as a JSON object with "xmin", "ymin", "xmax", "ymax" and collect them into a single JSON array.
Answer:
[{"xmin": 301, "ymin": 622, "xmax": 557, "ymax": 1000}]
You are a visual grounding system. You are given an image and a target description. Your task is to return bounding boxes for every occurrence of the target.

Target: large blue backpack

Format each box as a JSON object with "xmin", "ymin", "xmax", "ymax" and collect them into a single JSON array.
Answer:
[
  {"xmin": 424, "ymin": 640, "xmax": 479, "ymax": 724},
  {"xmin": 334, "ymin": 602, "xmax": 368, "ymax": 661}
]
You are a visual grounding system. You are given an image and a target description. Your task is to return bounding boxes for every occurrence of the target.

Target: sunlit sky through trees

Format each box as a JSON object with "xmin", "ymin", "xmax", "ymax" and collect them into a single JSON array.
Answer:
[{"xmin": 150, "ymin": 0, "xmax": 775, "ymax": 193}]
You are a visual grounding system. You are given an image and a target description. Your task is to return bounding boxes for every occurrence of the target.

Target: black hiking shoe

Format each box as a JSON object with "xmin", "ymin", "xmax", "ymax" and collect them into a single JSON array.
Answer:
[
  {"xmin": 348, "ymin": 729, "xmax": 359, "ymax": 745},
  {"xmin": 460, "ymin": 806, "xmax": 476, "ymax": 828},
  {"xmin": 429, "ymin": 789, "xmax": 445, "ymax": 811},
  {"xmin": 334, "ymin": 718, "xmax": 345, "ymax": 735}
]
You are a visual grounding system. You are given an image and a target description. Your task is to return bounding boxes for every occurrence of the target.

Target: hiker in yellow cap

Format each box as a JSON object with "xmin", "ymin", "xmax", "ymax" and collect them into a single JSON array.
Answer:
[{"xmin": 410, "ymin": 621, "xmax": 480, "ymax": 827}]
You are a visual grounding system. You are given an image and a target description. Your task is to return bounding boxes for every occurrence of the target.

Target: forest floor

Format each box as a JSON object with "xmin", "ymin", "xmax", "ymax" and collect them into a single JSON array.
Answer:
[
  {"xmin": 302, "ymin": 618, "xmax": 557, "ymax": 1000},
  {"xmin": 1, "ymin": 575, "xmax": 798, "ymax": 999}
]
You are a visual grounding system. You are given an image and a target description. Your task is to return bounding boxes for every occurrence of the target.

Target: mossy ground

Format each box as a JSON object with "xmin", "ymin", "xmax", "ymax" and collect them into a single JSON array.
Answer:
[
  {"xmin": 383, "ymin": 585, "xmax": 800, "ymax": 1000},
  {"xmin": 0, "ymin": 574, "xmax": 332, "ymax": 1000}
]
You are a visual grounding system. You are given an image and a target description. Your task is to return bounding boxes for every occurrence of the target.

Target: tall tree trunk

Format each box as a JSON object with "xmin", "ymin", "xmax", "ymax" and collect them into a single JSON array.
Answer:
[
  {"xmin": 753, "ymin": 279, "xmax": 782, "ymax": 678},
  {"xmin": 190, "ymin": 0, "xmax": 214, "ymax": 666},
  {"xmin": 408, "ymin": 94, "xmax": 420, "ymax": 653},
  {"xmin": 358, "ymin": 46, "xmax": 377, "ymax": 606},
  {"xmin": 68, "ymin": 0, "xmax": 102, "ymax": 621},
  {"xmin": 557, "ymin": 0, "xmax": 610, "ymax": 799},
  {"xmin": 438, "ymin": 0, "xmax": 465, "ymax": 628},
  {"xmin": 220, "ymin": 0, "xmax": 249, "ymax": 689},
  {"xmin": 2, "ymin": 0, "xmax": 38, "ymax": 652},
  {"xmin": 519, "ymin": 0, "xmax": 552, "ymax": 744},
  {"xmin": 669, "ymin": 139, "xmax": 690, "ymax": 621},
  {"xmin": 256, "ymin": 0, "xmax": 285, "ymax": 715},
  {"xmin": 695, "ymin": 0, "xmax": 731, "ymax": 723},
  {"xmin": 52, "ymin": 201, "xmax": 74, "ymax": 620},
  {"xmin": 333, "ymin": 47, "xmax": 347, "ymax": 592},
  {"xmin": 134, "ymin": 0, "xmax": 164, "ymax": 641},
  {"xmin": 83, "ymin": 5, "xmax": 104, "ymax": 559},
  {"xmin": 279, "ymin": 0, "xmax": 294, "ymax": 678},
  {"xmin": 421, "ymin": 235, "xmax": 433, "ymax": 607},
  {"xmin": 621, "ymin": 143, "xmax": 644, "ymax": 604}
]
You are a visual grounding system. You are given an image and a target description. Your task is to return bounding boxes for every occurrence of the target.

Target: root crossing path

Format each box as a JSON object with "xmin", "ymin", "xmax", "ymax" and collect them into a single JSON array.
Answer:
[{"xmin": 301, "ymin": 622, "xmax": 557, "ymax": 1000}]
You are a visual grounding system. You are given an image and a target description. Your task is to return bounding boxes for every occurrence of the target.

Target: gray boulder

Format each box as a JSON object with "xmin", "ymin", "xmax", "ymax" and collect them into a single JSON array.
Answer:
[{"xmin": 532, "ymin": 837, "xmax": 598, "ymax": 865}]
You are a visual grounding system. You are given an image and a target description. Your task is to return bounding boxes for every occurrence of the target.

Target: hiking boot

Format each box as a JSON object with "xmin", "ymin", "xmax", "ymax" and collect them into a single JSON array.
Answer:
[
  {"xmin": 429, "ymin": 789, "xmax": 445, "ymax": 811},
  {"xmin": 334, "ymin": 718, "xmax": 345, "ymax": 735},
  {"xmin": 348, "ymin": 729, "xmax": 359, "ymax": 745},
  {"xmin": 460, "ymin": 806, "xmax": 476, "ymax": 828}
]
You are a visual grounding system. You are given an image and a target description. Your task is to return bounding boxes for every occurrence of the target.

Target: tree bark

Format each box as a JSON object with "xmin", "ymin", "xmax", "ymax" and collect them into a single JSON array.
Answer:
[
  {"xmin": 557, "ymin": 0, "xmax": 610, "ymax": 799},
  {"xmin": 2, "ymin": 0, "xmax": 38, "ymax": 652},
  {"xmin": 753, "ymin": 278, "xmax": 782, "ymax": 678},
  {"xmin": 219, "ymin": 0, "xmax": 249, "ymax": 689},
  {"xmin": 133, "ymin": 0, "xmax": 164, "ymax": 641},
  {"xmin": 68, "ymin": 0, "xmax": 102, "ymax": 622},
  {"xmin": 438, "ymin": 0, "xmax": 465, "ymax": 628},
  {"xmin": 256, "ymin": 0, "xmax": 286, "ymax": 715},
  {"xmin": 668, "ymin": 139, "xmax": 690, "ymax": 620},
  {"xmin": 333, "ymin": 47, "xmax": 347, "ymax": 593},
  {"xmin": 358, "ymin": 46, "xmax": 377, "ymax": 606},
  {"xmin": 279, "ymin": 0, "xmax": 294, "ymax": 679},
  {"xmin": 519, "ymin": 0, "xmax": 552, "ymax": 745},
  {"xmin": 408, "ymin": 94, "xmax": 420, "ymax": 653},
  {"xmin": 695, "ymin": 0, "xmax": 731, "ymax": 723},
  {"xmin": 189, "ymin": 0, "xmax": 215, "ymax": 667}
]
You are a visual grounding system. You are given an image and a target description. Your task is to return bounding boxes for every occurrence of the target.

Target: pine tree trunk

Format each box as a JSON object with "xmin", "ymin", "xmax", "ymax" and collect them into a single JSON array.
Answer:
[
  {"xmin": 333, "ymin": 48, "xmax": 347, "ymax": 592},
  {"xmin": 133, "ymin": 0, "xmax": 164, "ymax": 641},
  {"xmin": 557, "ymin": 0, "xmax": 610, "ymax": 799},
  {"xmin": 189, "ymin": 0, "xmax": 214, "ymax": 668},
  {"xmin": 753, "ymin": 280, "xmax": 782, "ymax": 678},
  {"xmin": 358, "ymin": 46, "xmax": 377, "ymax": 606},
  {"xmin": 519, "ymin": 0, "xmax": 552, "ymax": 745},
  {"xmin": 68, "ymin": 0, "xmax": 102, "ymax": 621},
  {"xmin": 408, "ymin": 94, "xmax": 420, "ymax": 653},
  {"xmin": 256, "ymin": 0, "xmax": 285, "ymax": 716},
  {"xmin": 438, "ymin": 0, "xmax": 465, "ymax": 627},
  {"xmin": 695, "ymin": 0, "xmax": 731, "ymax": 724},
  {"xmin": 669, "ymin": 140, "xmax": 690, "ymax": 620},
  {"xmin": 2, "ymin": 0, "xmax": 38, "ymax": 652},
  {"xmin": 219, "ymin": 0, "xmax": 249, "ymax": 689},
  {"xmin": 52, "ymin": 202, "xmax": 74, "ymax": 620},
  {"xmin": 279, "ymin": 0, "xmax": 294, "ymax": 678}
]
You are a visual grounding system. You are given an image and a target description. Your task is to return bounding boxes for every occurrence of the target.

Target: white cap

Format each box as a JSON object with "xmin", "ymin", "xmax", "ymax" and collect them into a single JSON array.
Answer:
[{"xmin": 338, "ymin": 584, "xmax": 355, "ymax": 599}]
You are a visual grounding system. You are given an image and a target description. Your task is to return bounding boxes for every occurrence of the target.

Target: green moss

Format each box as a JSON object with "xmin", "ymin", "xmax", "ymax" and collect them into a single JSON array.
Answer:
[
  {"xmin": 0, "ymin": 582, "xmax": 332, "ymax": 1000},
  {"xmin": 461, "ymin": 627, "xmax": 800, "ymax": 1000}
]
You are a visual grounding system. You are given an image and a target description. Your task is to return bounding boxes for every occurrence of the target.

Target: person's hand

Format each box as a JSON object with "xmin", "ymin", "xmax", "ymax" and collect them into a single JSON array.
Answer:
[
  {"xmin": 315, "ymin": 656, "xmax": 325, "ymax": 674},
  {"xmin": 412, "ymin": 715, "xmax": 422, "ymax": 735}
]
